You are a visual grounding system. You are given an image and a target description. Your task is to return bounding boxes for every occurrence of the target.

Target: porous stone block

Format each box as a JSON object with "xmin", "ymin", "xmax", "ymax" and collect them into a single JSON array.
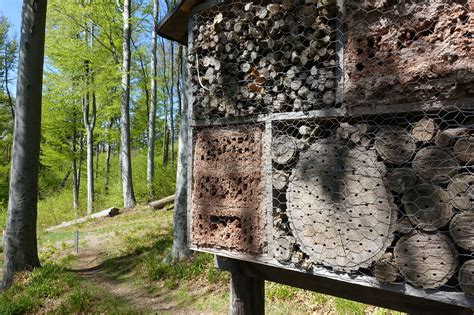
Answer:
[{"xmin": 191, "ymin": 126, "xmax": 266, "ymax": 254}]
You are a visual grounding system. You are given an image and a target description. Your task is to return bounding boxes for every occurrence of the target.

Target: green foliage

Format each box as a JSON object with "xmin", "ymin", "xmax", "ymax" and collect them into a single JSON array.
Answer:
[
  {"xmin": 0, "ymin": 264, "xmax": 75, "ymax": 314},
  {"xmin": 57, "ymin": 288, "xmax": 94, "ymax": 314}
]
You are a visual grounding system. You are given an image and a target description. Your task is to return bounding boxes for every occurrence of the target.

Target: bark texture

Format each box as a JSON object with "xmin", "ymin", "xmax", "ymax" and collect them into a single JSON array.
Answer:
[
  {"xmin": 2, "ymin": 0, "xmax": 47, "ymax": 290},
  {"xmin": 120, "ymin": 0, "xmax": 136, "ymax": 209},
  {"xmin": 171, "ymin": 47, "xmax": 191, "ymax": 261},
  {"xmin": 146, "ymin": 0, "xmax": 159, "ymax": 200}
]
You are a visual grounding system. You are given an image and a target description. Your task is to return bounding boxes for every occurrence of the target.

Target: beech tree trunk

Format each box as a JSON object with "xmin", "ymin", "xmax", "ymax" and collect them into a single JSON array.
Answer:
[
  {"xmin": 2, "ymin": 0, "xmax": 47, "ymax": 290},
  {"xmin": 147, "ymin": 0, "xmax": 158, "ymax": 200},
  {"xmin": 170, "ymin": 42, "xmax": 175, "ymax": 162},
  {"xmin": 103, "ymin": 119, "xmax": 113, "ymax": 194},
  {"xmin": 171, "ymin": 46, "xmax": 192, "ymax": 261},
  {"xmin": 71, "ymin": 113, "xmax": 79, "ymax": 212},
  {"xmin": 120, "ymin": 0, "xmax": 136, "ymax": 208},
  {"xmin": 83, "ymin": 59, "xmax": 96, "ymax": 215}
]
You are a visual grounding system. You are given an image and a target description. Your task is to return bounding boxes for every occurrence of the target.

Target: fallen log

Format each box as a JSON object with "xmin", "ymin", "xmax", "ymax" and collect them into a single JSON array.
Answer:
[
  {"xmin": 45, "ymin": 207, "xmax": 120, "ymax": 232},
  {"xmin": 149, "ymin": 194, "xmax": 176, "ymax": 209}
]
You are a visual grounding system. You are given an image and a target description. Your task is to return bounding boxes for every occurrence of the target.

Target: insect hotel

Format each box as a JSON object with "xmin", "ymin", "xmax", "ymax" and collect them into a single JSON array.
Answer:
[{"xmin": 157, "ymin": 0, "xmax": 474, "ymax": 313}]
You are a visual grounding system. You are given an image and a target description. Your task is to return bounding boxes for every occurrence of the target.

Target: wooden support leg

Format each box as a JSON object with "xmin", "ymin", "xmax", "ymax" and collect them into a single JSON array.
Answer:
[
  {"xmin": 229, "ymin": 270, "xmax": 264, "ymax": 315},
  {"xmin": 215, "ymin": 256, "xmax": 265, "ymax": 315}
]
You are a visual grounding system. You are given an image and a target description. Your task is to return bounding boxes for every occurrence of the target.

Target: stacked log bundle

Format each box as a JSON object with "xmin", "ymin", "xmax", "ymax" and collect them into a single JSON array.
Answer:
[
  {"xmin": 344, "ymin": 0, "xmax": 474, "ymax": 110},
  {"xmin": 274, "ymin": 117, "xmax": 473, "ymax": 293},
  {"xmin": 190, "ymin": 0, "xmax": 339, "ymax": 119}
]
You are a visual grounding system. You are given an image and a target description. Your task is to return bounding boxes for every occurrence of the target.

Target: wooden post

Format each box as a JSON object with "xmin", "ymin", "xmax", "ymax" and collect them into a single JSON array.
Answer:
[
  {"xmin": 215, "ymin": 256, "xmax": 264, "ymax": 315},
  {"xmin": 73, "ymin": 230, "xmax": 79, "ymax": 255}
]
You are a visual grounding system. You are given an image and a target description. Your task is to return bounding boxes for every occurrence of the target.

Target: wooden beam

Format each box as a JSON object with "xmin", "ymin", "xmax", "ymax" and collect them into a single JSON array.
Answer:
[{"xmin": 215, "ymin": 256, "xmax": 473, "ymax": 314}]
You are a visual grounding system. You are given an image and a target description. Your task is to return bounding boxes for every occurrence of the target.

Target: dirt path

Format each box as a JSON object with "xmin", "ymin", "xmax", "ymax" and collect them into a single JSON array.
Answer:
[{"xmin": 69, "ymin": 231, "xmax": 168, "ymax": 312}]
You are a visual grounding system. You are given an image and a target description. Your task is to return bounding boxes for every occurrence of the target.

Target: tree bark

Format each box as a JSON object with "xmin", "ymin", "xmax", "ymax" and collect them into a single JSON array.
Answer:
[
  {"xmin": 147, "ymin": 0, "xmax": 158, "ymax": 200},
  {"xmin": 120, "ymin": 0, "xmax": 136, "ymax": 209},
  {"xmin": 171, "ymin": 46, "xmax": 191, "ymax": 261},
  {"xmin": 160, "ymin": 37, "xmax": 169, "ymax": 165},
  {"xmin": 95, "ymin": 143, "xmax": 99, "ymax": 180},
  {"xmin": 71, "ymin": 111, "xmax": 79, "ymax": 213},
  {"xmin": 77, "ymin": 134, "xmax": 84, "ymax": 195},
  {"xmin": 170, "ymin": 42, "xmax": 175, "ymax": 162},
  {"xmin": 2, "ymin": 0, "xmax": 47, "ymax": 290},
  {"xmin": 83, "ymin": 58, "xmax": 96, "ymax": 215},
  {"xmin": 104, "ymin": 140, "xmax": 111, "ymax": 194},
  {"xmin": 103, "ymin": 118, "xmax": 113, "ymax": 194}
]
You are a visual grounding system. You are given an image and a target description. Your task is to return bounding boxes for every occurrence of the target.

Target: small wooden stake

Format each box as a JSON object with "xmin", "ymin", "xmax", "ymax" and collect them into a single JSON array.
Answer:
[{"xmin": 74, "ymin": 230, "xmax": 79, "ymax": 255}]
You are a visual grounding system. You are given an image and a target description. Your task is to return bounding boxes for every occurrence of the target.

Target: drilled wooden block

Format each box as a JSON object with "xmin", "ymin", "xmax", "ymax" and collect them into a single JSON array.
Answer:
[
  {"xmin": 344, "ymin": 0, "xmax": 474, "ymax": 110},
  {"xmin": 394, "ymin": 232, "xmax": 457, "ymax": 289},
  {"xmin": 286, "ymin": 139, "xmax": 396, "ymax": 271},
  {"xmin": 191, "ymin": 126, "xmax": 265, "ymax": 254}
]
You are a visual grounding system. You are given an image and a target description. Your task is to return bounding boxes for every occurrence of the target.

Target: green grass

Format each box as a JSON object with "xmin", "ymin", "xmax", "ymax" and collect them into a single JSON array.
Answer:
[
  {"xmin": 0, "ymin": 264, "xmax": 75, "ymax": 314},
  {"xmin": 0, "ymin": 184, "xmax": 403, "ymax": 314},
  {"xmin": 0, "ymin": 149, "xmax": 177, "ymax": 232}
]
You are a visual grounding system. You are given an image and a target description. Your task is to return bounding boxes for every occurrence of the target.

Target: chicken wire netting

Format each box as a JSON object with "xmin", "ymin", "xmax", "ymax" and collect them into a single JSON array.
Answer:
[{"xmin": 187, "ymin": 0, "xmax": 474, "ymax": 305}]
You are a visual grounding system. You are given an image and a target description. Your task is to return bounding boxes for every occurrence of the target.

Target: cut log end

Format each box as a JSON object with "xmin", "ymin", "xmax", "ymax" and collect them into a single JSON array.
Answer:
[
  {"xmin": 449, "ymin": 212, "xmax": 474, "ymax": 251},
  {"xmin": 272, "ymin": 135, "xmax": 297, "ymax": 165},
  {"xmin": 394, "ymin": 232, "xmax": 457, "ymax": 289},
  {"xmin": 459, "ymin": 260, "xmax": 474, "ymax": 296},
  {"xmin": 402, "ymin": 183, "xmax": 453, "ymax": 231},
  {"xmin": 374, "ymin": 252, "xmax": 399, "ymax": 284},
  {"xmin": 411, "ymin": 118, "xmax": 437, "ymax": 142},
  {"xmin": 375, "ymin": 127, "xmax": 415, "ymax": 164}
]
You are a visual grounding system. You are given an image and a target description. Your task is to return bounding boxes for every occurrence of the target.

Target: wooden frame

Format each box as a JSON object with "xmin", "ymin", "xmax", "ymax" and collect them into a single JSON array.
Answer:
[{"xmin": 181, "ymin": 1, "xmax": 474, "ymax": 313}]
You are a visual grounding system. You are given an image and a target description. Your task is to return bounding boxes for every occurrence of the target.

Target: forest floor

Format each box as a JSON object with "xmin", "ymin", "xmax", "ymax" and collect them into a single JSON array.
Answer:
[{"xmin": 0, "ymin": 206, "xmax": 402, "ymax": 314}]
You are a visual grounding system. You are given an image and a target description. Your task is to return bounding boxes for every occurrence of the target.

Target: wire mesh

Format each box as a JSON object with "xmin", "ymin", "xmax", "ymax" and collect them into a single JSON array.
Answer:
[{"xmin": 188, "ymin": 0, "xmax": 474, "ymax": 304}]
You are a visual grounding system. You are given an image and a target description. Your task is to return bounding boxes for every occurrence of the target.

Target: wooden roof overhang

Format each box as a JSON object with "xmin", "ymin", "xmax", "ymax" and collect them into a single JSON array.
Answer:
[{"xmin": 155, "ymin": 0, "xmax": 208, "ymax": 45}]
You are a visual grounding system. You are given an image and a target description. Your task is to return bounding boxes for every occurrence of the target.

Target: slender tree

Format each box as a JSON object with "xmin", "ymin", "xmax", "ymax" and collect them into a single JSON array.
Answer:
[
  {"xmin": 170, "ymin": 46, "xmax": 191, "ymax": 261},
  {"xmin": 120, "ymin": 0, "xmax": 136, "ymax": 208},
  {"xmin": 83, "ymin": 59, "xmax": 96, "ymax": 215},
  {"xmin": 147, "ymin": 0, "xmax": 158, "ymax": 199},
  {"xmin": 2, "ymin": 0, "xmax": 47, "ymax": 290}
]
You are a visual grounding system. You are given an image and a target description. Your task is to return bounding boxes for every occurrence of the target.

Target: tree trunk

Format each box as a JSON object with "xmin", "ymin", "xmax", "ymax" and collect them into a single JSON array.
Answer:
[
  {"xmin": 103, "ymin": 119, "xmax": 113, "ymax": 194},
  {"xmin": 170, "ymin": 42, "xmax": 175, "ymax": 162},
  {"xmin": 95, "ymin": 143, "xmax": 99, "ymax": 180},
  {"xmin": 77, "ymin": 134, "xmax": 84, "ymax": 194},
  {"xmin": 104, "ymin": 141, "xmax": 111, "ymax": 194},
  {"xmin": 85, "ymin": 126, "xmax": 94, "ymax": 214},
  {"xmin": 120, "ymin": 0, "xmax": 136, "ymax": 209},
  {"xmin": 4, "ymin": 60, "xmax": 14, "ymax": 120},
  {"xmin": 171, "ymin": 46, "xmax": 192, "ymax": 261},
  {"xmin": 2, "ymin": 0, "xmax": 47, "ymax": 290},
  {"xmin": 71, "ymin": 114, "xmax": 79, "ymax": 213},
  {"xmin": 162, "ymin": 106, "xmax": 169, "ymax": 165},
  {"xmin": 83, "ymin": 59, "xmax": 96, "ymax": 215},
  {"xmin": 147, "ymin": 0, "xmax": 158, "ymax": 200},
  {"xmin": 176, "ymin": 45, "xmax": 183, "ymax": 115},
  {"xmin": 160, "ymin": 37, "xmax": 169, "ymax": 166}
]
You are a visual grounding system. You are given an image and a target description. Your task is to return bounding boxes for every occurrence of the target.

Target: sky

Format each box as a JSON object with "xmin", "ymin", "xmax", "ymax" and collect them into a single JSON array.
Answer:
[{"xmin": 0, "ymin": 0, "xmax": 22, "ymax": 39}]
